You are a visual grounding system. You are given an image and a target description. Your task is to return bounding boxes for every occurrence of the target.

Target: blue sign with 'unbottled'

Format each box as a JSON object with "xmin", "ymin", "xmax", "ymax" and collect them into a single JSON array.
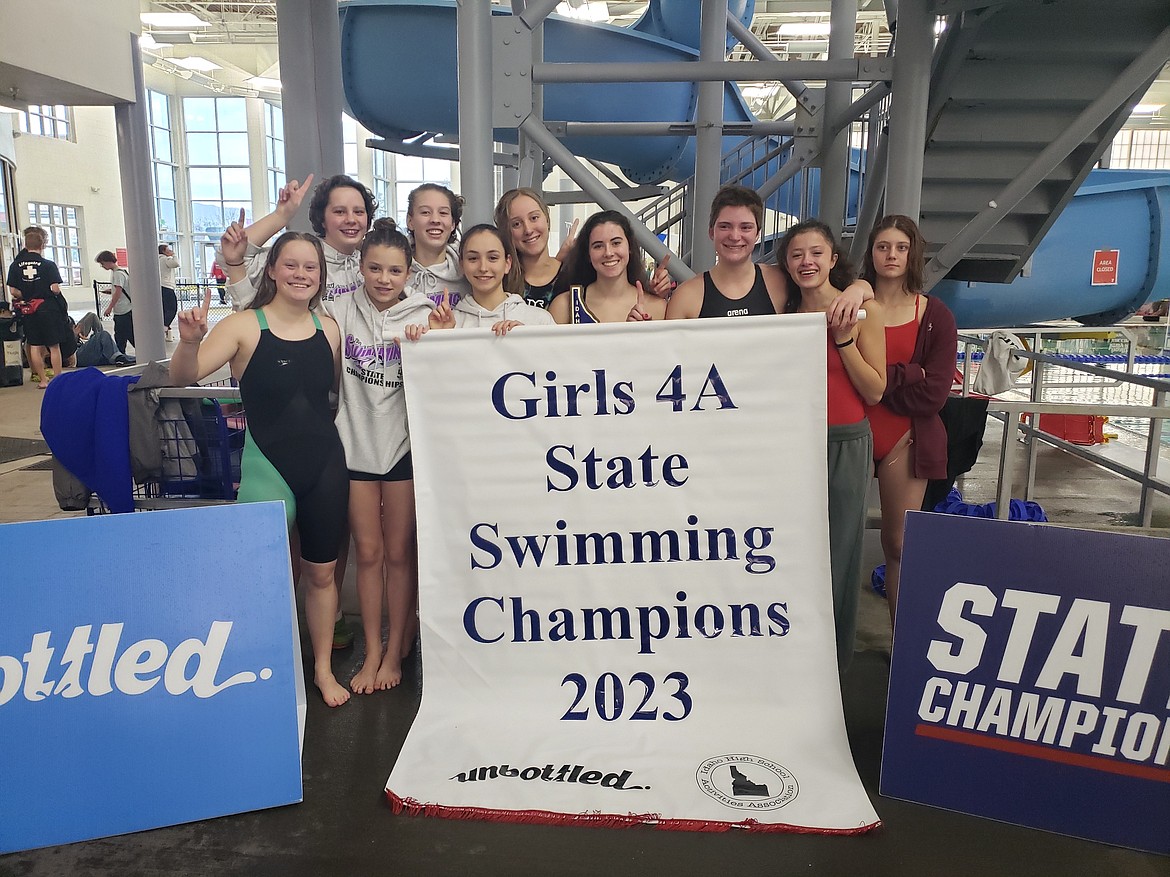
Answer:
[{"xmin": 0, "ymin": 502, "xmax": 303, "ymax": 853}]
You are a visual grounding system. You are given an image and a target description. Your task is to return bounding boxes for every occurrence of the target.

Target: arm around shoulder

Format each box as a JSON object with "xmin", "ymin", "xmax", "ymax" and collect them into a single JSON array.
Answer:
[{"xmin": 845, "ymin": 298, "xmax": 886, "ymax": 405}]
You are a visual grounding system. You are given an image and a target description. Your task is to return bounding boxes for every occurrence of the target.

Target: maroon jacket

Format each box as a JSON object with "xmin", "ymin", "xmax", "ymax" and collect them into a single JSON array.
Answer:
[{"xmin": 880, "ymin": 295, "xmax": 958, "ymax": 479}]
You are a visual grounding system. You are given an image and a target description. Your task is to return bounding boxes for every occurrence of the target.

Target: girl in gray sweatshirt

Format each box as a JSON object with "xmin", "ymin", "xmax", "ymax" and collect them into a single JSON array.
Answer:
[{"xmin": 334, "ymin": 217, "xmax": 435, "ymax": 695}]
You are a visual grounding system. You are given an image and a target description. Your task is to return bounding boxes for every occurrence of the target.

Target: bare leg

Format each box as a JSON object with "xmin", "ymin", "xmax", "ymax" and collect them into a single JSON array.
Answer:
[
  {"xmin": 377, "ymin": 479, "xmax": 417, "ymax": 690},
  {"xmin": 301, "ymin": 557, "xmax": 349, "ymax": 707},
  {"xmin": 348, "ymin": 480, "xmax": 385, "ymax": 694},
  {"xmin": 28, "ymin": 343, "xmax": 48, "ymax": 386},
  {"xmin": 333, "ymin": 523, "xmax": 353, "ymax": 645},
  {"xmin": 876, "ymin": 431, "xmax": 927, "ymax": 627},
  {"xmin": 289, "ymin": 527, "xmax": 302, "ymax": 585},
  {"xmin": 46, "ymin": 344, "xmax": 63, "ymax": 382}
]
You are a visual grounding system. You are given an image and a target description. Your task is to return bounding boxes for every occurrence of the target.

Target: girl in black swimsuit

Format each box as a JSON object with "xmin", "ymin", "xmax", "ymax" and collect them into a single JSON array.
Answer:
[{"xmin": 170, "ymin": 232, "xmax": 352, "ymax": 708}]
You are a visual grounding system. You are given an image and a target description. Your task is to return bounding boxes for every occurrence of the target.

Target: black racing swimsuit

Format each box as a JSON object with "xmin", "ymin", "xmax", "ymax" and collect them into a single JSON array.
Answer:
[
  {"xmin": 698, "ymin": 266, "xmax": 777, "ymax": 318},
  {"xmin": 236, "ymin": 309, "xmax": 348, "ymax": 564}
]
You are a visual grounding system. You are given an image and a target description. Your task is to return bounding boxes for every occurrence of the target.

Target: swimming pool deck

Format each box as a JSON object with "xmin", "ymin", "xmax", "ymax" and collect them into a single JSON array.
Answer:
[{"xmin": 1, "ymin": 366, "xmax": 1167, "ymax": 877}]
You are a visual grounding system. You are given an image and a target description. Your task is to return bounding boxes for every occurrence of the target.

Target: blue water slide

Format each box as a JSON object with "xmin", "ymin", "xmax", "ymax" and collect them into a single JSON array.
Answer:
[
  {"xmin": 339, "ymin": 0, "xmax": 760, "ymax": 184},
  {"xmin": 931, "ymin": 170, "xmax": 1170, "ymax": 327},
  {"xmin": 339, "ymin": 0, "xmax": 1169, "ymax": 326}
]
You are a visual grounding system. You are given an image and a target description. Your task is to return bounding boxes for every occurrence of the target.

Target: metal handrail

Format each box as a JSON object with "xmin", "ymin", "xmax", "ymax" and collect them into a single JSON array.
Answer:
[{"xmin": 958, "ymin": 330, "xmax": 1169, "ymax": 527}]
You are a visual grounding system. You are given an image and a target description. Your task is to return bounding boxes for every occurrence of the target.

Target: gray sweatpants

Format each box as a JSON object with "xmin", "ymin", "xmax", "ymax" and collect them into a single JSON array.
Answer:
[{"xmin": 827, "ymin": 420, "xmax": 873, "ymax": 675}]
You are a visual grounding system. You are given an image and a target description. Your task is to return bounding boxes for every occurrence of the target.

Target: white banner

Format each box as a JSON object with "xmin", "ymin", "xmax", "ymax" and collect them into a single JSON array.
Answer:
[{"xmin": 390, "ymin": 315, "xmax": 879, "ymax": 832}]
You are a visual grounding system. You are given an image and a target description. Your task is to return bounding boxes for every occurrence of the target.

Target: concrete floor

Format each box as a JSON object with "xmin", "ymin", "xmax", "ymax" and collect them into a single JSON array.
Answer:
[{"xmin": 1, "ymin": 370, "xmax": 1167, "ymax": 876}]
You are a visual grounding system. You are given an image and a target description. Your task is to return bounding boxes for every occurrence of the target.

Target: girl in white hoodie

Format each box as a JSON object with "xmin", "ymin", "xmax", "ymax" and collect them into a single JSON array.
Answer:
[
  {"xmin": 404, "ymin": 183, "xmax": 471, "ymax": 306},
  {"xmin": 221, "ymin": 174, "xmax": 373, "ymax": 309},
  {"xmin": 222, "ymin": 174, "xmax": 377, "ymax": 652},
  {"xmin": 334, "ymin": 217, "xmax": 435, "ymax": 693},
  {"xmin": 447, "ymin": 224, "xmax": 556, "ymax": 333}
]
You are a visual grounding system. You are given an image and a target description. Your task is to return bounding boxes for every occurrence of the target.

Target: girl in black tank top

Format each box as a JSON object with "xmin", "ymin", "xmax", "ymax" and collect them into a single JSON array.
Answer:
[{"xmin": 698, "ymin": 265, "xmax": 776, "ymax": 318}]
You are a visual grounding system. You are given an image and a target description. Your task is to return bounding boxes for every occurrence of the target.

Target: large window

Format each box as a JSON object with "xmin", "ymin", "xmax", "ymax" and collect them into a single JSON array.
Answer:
[
  {"xmin": 184, "ymin": 97, "xmax": 252, "ymax": 247},
  {"xmin": 372, "ymin": 149, "xmax": 393, "ymax": 219},
  {"xmin": 27, "ymin": 202, "xmax": 83, "ymax": 286},
  {"xmin": 265, "ymin": 102, "xmax": 286, "ymax": 212},
  {"xmin": 18, "ymin": 105, "xmax": 73, "ymax": 141},
  {"xmin": 0, "ymin": 160, "xmax": 13, "ymax": 235},
  {"xmin": 1110, "ymin": 129, "xmax": 1170, "ymax": 169},
  {"xmin": 148, "ymin": 90, "xmax": 178, "ymax": 235},
  {"xmin": 343, "ymin": 114, "xmax": 360, "ymax": 178},
  {"xmin": 394, "ymin": 156, "xmax": 453, "ymax": 225}
]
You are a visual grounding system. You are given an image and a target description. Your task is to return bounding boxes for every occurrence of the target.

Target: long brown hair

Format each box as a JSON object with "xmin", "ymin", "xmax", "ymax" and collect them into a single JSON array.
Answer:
[
  {"xmin": 564, "ymin": 210, "xmax": 650, "ymax": 290},
  {"xmin": 459, "ymin": 223, "xmax": 524, "ymax": 296},
  {"xmin": 775, "ymin": 219, "xmax": 854, "ymax": 313},
  {"xmin": 251, "ymin": 232, "xmax": 327, "ymax": 311},
  {"xmin": 860, "ymin": 214, "xmax": 925, "ymax": 294}
]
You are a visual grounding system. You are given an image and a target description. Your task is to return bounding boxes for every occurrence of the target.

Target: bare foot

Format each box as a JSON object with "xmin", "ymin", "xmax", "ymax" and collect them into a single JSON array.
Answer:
[
  {"xmin": 374, "ymin": 654, "xmax": 402, "ymax": 690},
  {"xmin": 315, "ymin": 671, "xmax": 351, "ymax": 707},
  {"xmin": 350, "ymin": 659, "xmax": 379, "ymax": 694}
]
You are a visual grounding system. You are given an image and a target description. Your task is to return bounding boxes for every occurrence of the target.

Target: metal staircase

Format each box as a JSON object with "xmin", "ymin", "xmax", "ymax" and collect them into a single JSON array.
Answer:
[
  {"xmin": 919, "ymin": 0, "xmax": 1170, "ymax": 286},
  {"xmin": 633, "ymin": 0, "xmax": 1170, "ymax": 296}
]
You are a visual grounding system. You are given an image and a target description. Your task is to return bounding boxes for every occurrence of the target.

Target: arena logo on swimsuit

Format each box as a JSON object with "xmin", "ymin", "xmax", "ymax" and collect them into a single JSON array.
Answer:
[{"xmin": 0, "ymin": 621, "xmax": 270, "ymax": 706}]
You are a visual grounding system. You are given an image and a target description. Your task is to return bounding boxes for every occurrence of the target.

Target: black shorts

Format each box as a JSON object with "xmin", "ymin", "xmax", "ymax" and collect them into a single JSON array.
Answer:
[
  {"xmin": 349, "ymin": 451, "xmax": 413, "ymax": 483},
  {"xmin": 23, "ymin": 302, "xmax": 64, "ymax": 347}
]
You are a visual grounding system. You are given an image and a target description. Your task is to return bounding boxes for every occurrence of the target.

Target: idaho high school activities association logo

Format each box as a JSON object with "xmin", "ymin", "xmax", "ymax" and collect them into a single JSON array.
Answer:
[{"xmin": 695, "ymin": 754, "xmax": 799, "ymax": 811}]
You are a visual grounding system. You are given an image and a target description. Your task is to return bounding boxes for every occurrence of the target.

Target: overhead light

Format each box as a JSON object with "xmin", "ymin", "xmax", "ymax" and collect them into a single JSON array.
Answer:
[
  {"xmin": 556, "ymin": 2, "xmax": 609, "ymax": 21},
  {"xmin": 778, "ymin": 22, "xmax": 832, "ymax": 36},
  {"xmin": 246, "ymin": 76, "xmax": 282, "ymax": 91},
  {"xmin": 140, "ymin": 12, "xmax": 210, "ymax": 28},
  {"xmin": 1133, "ymin": 103, "xmax": 1164, "ymax": 115},
  {"xmin": 139, "ymin": 33, "xmax": 173, "ymax": 50},
  {"xmin": 172, "ymin": 57, "xmax": 222, "ymax": 72}
]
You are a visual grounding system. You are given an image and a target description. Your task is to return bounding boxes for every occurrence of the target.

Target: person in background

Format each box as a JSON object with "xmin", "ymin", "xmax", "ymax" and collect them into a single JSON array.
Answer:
[
  {"xmin": 859, "ymin": 215, "xmax": 957, "ymax": 624},
  {"xmin": 6, "ymin": 226, "xmax": 66, "ymax": 387},
  {"xmin": 96, "ymin": 251, "xmax": 134, "ymax": 354},
  {"xmin": 159, "ymin": 243, "xmax": 180, "ymax": 341},
  {"xmin": 211, "ymin": 260, "xmax": 228, "ymax": 305},
  {"xmin": 74, "ymin": 312, "xmax": 134, "ymax": 367}
]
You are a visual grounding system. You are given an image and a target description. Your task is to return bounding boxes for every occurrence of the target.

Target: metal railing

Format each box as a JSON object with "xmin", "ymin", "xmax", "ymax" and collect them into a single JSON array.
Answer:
[
  {"xmin": 958, "ymin": 328, "xmax": 1170, "ymax": 527},
  {"xmin": 92, "ymin": 279, "xmax": 235, "ymax": 322}
]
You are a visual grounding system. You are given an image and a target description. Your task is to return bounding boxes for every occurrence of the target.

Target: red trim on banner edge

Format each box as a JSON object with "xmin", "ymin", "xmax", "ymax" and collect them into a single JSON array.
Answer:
[
  {"xmin": 385, "ymin": 791, "xmax": 880, "ymax": 834},
  {"xmin": 915, "ymin": 723, "xmax": 1170, "ymax": 783}
]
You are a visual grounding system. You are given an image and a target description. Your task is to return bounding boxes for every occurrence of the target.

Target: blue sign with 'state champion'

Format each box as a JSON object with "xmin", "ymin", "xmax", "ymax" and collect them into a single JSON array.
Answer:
[
  {"xmin": 0, "ymin": 503, "xmax": 303, "ymax": 853},
  {"xmin": 882, "ymin": 513, "xmax": 1170, "ymax": 855}
]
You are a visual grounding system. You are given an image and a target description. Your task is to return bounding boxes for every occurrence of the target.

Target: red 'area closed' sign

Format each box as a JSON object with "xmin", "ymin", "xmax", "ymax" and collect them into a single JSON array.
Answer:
[{"xmin": 1092, "ymin": 249, "xmax": 1119, "ymax": 286}]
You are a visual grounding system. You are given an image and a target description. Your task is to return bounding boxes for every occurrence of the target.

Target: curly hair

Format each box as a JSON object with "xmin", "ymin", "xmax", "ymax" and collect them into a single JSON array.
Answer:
[
  {"xmin": 306, "ymin": 175, "xmax": 376, "ymax": 239},
  {"xmin": 775, "ymin": 219, "xmax": 854, "ymax": 313}
]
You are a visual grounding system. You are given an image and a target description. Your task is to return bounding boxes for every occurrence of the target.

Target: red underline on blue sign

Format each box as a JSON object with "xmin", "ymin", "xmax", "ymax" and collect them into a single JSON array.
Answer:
[{"xmin": 914, "ymin": 723, "xmax": 1170, "ymax": 784}]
